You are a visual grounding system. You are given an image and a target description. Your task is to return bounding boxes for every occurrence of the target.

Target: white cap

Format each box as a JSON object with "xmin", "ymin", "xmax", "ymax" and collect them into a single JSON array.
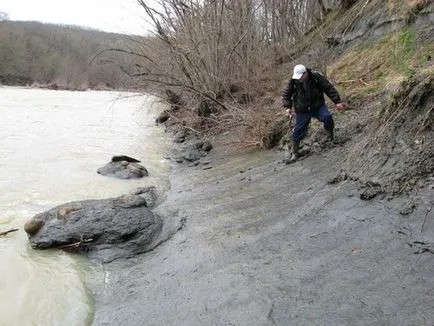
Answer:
[{"xmin": 292, "ymin": 64, "xmax": 307, "ymax": 79}]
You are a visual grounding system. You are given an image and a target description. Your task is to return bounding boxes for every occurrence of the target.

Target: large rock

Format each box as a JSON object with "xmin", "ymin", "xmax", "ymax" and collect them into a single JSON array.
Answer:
[
  {"xmin": 97, "ymin": 155, "xmax": 148, "ymax": 179},
  {"xmin": 170, "ymin": 140, "xmax": 213, "ymax": 164},
  {"xmin": 24, "ymin": 191, "xmax": 163, "ymax": 262}
]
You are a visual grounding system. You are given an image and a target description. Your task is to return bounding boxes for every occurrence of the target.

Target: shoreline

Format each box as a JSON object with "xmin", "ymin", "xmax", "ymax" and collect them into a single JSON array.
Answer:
[{"xmin": 0, "ymin": 82, "xmax": 145, "ymax": 93}]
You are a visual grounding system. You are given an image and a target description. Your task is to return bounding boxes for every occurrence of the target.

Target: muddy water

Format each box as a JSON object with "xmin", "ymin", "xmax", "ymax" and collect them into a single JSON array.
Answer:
[{"xmin": 0, "ymin": 87, "xmax": 170, "ymax": 325}]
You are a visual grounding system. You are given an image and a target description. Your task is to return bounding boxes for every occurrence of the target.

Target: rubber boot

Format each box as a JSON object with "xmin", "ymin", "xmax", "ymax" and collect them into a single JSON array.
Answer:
[{"xmin": 286, "ymin": 140, "xmax": 300, "ymax": 164}]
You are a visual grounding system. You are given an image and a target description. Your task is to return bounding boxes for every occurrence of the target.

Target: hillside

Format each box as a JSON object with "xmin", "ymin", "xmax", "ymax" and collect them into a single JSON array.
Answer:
[
  {"xmin": 278, "ymin": 1, "xmax": 433, "ymax": 196},
  {"xmin": 158, "ymin": 0, "xmax": 433, "ymax": 198},
  {"xmin": 0, "ymin": 20, "xmax": 139, "ymax": 90}
]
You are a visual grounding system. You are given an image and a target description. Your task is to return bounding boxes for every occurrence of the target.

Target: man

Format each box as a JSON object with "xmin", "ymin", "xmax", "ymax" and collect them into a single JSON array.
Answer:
[{"xmin": 282, "ymin": 64, "xmax": 344, "ymax": 163}]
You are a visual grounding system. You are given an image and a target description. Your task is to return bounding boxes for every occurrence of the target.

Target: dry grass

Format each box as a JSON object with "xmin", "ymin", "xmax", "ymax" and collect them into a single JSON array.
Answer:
[
  {"xmin": 159, "ymin": 0, "xmax": 432, "ymax": 151},
  {"xmin": 388, "ymin": 0, "xmax": 431, "ymax": 11}
]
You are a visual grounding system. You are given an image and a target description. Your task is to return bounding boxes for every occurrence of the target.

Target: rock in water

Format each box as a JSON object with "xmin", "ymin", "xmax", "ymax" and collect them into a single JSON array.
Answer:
[
  {"xmin": 24, "ymin": 193, "xmax": 163, "ymax": 262},
  {"xmin": 97, "ymin": 160, "xmax": 149, "ymax": 179}
]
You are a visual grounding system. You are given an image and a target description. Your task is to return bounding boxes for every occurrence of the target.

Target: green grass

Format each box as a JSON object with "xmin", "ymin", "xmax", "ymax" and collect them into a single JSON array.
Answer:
[
  {"xmin": 419, "ymin": 54, "xmax": 431, "ymax": 65},
  {"xmin": 395, "ymin": 27, "xmax": 415, "ymax": 78}
]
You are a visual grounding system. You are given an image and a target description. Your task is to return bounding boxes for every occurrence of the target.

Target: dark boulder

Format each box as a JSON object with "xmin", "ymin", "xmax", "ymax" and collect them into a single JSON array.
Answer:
[
  {"xmin": 170, "ymin": 140, "xmax": 212, "ymax": 164},
  {"xmin": 97, "ymin": 156, "xmax": 148, "ymax": 179},
  {"xmin": 155, "ymin": 111, "xmax": 170, "ymax": 124},
  {"xmin": 24, "ymin": 191, "xmax": 163, "ymax": 262},
  {"xmin": 200, "ymin": 140, "xmax": 213, "ymax": 152}
]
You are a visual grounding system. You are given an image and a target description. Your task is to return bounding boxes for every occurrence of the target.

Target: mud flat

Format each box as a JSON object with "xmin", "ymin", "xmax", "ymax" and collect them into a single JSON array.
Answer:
[{"xmin": 91, "ymin": 142, "xmax": 434, "ymax": 326}]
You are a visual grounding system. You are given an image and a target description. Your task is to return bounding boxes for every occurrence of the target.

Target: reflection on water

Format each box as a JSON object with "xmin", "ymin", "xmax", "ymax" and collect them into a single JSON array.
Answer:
[{"xmin": 0, "ymin": 87, "xmax": 170, "ymax": 325}]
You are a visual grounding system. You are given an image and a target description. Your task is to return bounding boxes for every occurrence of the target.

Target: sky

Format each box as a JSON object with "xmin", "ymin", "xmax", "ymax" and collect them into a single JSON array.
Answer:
[{"xmin": 0, "ymin": 0, "xmax": 151, "ymax": 35}]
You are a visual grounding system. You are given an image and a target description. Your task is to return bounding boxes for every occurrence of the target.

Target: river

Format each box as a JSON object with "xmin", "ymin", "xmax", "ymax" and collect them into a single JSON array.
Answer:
[{"xmin": 0, "ymin": 87, "xmax": 171, "ymax": 325}]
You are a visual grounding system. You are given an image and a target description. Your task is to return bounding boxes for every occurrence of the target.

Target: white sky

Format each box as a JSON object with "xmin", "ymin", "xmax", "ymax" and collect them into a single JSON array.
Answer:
[{"xmin": 0, "ymin": 0, "xmax": 151, "ymax": 35}]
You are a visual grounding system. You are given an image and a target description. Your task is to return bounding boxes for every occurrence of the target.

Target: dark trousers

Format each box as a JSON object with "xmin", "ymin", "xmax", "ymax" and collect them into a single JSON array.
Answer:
[{"xmin": 291, "ymin": 104, "xmax": 334, "ymax": 142}]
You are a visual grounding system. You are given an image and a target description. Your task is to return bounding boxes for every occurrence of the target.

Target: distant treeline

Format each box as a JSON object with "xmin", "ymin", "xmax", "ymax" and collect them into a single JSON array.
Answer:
[{"xmin": 0, "ymin": 20, "xmax": 139, "ymax": 90}]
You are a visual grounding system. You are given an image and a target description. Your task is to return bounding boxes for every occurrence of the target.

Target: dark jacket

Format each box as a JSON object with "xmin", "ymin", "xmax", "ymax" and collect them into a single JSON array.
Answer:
[{"xmin": 282, "ymin": 69, "xmax": 341, "ymax": 114}]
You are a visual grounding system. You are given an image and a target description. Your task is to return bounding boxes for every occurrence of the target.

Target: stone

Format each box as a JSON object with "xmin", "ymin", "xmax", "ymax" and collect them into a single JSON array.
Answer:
[
  {"xmin": 24, "ymin": 193, "xmax": 163, "ymax": 262},
  {"xmin": 97, "ymin": 161, "xmax": 149, "ymax": 179}
]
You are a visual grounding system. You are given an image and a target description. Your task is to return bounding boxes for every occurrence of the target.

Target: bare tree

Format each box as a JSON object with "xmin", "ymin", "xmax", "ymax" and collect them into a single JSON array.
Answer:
[
  {"xmin": 0, "ymin": 12, "xmax": 9, "ymax": 21},
  {"xmin": 0, "ymin": 21, "xmax": 135, "ymax": 89},
  {"xmin": 132, "ymin": 0, "xmax": 336, "ymax": 101}
]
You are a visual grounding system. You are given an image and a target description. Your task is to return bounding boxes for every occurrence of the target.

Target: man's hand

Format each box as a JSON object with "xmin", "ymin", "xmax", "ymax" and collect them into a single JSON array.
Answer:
[
  {"xmin": 335, "ymin": 103, "xmax": 344, "ymax": 111},
  {"xmin": 285, "ymin": 108, "xmax": 293, "ymax": 118}
]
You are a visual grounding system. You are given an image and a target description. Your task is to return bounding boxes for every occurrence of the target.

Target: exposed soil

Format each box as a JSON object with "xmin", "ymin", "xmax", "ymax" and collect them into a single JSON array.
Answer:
[{"xmin": 339, "ymin": 72, "xmax": 434, "ymax": 197}]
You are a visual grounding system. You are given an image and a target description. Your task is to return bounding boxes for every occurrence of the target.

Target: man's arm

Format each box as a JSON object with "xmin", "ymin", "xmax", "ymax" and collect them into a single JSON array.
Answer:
[
  {"xmin": 314, "ymin": 73, "xmax": 343, "ymax": 110},
  {"xmin": 282, "ymin": 80, "xmax": 294, "ymax": 109}
]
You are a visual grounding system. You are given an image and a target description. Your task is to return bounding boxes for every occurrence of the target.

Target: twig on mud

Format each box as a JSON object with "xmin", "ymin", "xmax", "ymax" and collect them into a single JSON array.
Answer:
[
  {"xmin": 351, "ymin": 215, "xmax": 376, "ymax": 222},
  {"xmin": 415, "ymin": 104, "xmax": 433, "ymax": 138},
  {"xmin": 407, "ymin": 241, "xmax": 434, "ymax": 255},
  {"xmin": 0, "ymin": 228, "xmax": 19, "ymax": 236},
  {"xmin": 377, "ymin": 153, "xmax": 391, "ymax": 169},
  {"xmin": 398, "ymin": 177, "xmax": 412, "ymax": 194},
  {"xmin": 309, "ymin": 232, "xmax": 328, "ymax": 238},
  {"xmin": 408, "ymin": 247, "xmax": 424, "ymax": 272}
]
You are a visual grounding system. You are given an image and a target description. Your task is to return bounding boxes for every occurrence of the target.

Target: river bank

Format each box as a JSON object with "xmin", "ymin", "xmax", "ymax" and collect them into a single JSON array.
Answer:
[{"xmin": 91, "ymin": 133, "xmax": 433, "ymax": 325}]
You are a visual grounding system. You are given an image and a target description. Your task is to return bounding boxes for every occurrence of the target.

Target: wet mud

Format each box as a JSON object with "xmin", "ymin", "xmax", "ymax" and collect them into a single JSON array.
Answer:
[{"xmin": 91, "ymin": 140, "xmax": 433, "ymax": 325}]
